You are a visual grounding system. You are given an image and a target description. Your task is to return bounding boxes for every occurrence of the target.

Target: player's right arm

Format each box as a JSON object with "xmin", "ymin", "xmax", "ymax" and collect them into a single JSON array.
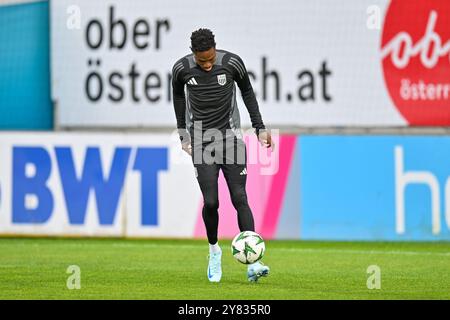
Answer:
[{"xmin": 171, "ymin": 59, "xmax": 191, "ymax": 155}]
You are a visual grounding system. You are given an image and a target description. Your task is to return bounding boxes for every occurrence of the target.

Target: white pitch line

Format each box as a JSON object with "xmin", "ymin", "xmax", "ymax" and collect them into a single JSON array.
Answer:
[
  {"xmin": 274, "ymin": 247, "xmax": 450, "ymax": 257},
  {"xmin": 110, "ymin": 243, "xmax": 450, "ymax": 257},
  {"xmin": 3, "ymin": 241, "xmax": 447, "ymax": 257}
]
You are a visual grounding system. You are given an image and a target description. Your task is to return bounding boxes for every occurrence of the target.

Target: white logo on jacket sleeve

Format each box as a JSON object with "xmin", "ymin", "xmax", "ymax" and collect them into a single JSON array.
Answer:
[
  {"xmin": 217, "ymin": 74, "xmax": 227, "ymax": 86},
  {"xmin": 187, "ymin": 78, "xmax": 198, "ymax": 85}
]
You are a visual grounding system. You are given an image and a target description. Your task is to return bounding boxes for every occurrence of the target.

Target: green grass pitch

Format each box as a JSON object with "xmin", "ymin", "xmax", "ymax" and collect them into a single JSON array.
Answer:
[{"xmin": 0, "ymin": 238, "xmax": 449, "ymax": 300}]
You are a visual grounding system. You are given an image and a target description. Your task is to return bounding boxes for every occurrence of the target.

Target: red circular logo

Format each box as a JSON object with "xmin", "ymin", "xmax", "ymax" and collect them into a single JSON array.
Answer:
[{"xmin": 381, "ymin": 0, "xmax": 450, "ymax": 125}]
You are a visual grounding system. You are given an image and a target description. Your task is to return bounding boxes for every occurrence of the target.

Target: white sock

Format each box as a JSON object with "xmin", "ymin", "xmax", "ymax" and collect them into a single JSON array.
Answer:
[{"xmin": 209, "ymin": 242, "xmax": 221, "ymax": 254}]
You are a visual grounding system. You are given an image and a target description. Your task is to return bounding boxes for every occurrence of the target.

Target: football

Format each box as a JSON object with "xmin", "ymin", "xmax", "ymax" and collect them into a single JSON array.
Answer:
[{"xmin": 231, "ymin": 231, "xmax": 265, "ymax": 264}]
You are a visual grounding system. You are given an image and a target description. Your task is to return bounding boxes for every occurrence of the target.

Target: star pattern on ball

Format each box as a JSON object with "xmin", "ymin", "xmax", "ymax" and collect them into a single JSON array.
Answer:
[{"xmin": 244, "ymin": 241, "xmax": 257, "ymax": 259}]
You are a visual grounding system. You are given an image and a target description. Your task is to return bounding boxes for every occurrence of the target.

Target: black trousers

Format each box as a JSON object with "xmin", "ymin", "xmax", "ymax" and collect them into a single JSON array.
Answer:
[{"xmin": 192, "ymin": 135, "xmax": 255, "ymax": 244}]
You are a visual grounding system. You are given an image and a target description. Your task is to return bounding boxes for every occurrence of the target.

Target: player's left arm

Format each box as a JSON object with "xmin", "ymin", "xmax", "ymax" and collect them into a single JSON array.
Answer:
[{"xmin": 231, "ymin": 55, "xmax": 274, "ymax": 150}]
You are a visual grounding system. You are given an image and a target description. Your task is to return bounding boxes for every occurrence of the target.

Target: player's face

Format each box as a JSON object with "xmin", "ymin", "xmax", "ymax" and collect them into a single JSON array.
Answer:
[{"xmin": 194, "ymin": 47, "xmax": 216, "ymax": 72}]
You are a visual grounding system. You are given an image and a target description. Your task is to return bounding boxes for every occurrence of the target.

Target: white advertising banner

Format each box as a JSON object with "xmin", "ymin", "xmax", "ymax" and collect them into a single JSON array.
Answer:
[
  {"xmin": 0, "ymin": 132, "xmax": 200, "ymax": 237},
  {"xmin": 51, "ymin": 0, "xmax": 450, "ymax": 127}
]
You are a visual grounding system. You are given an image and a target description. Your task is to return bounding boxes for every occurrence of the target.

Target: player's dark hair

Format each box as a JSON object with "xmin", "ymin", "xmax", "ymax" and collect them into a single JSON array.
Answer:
[{"xmin": 190, "ymin": 28, "xmax": 216, "ymax": 52}]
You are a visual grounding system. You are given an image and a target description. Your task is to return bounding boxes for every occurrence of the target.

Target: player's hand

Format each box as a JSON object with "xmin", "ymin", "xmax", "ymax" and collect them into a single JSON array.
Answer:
[
  {"xmin": 181, "ymin": 141, "xmax": 192, "ymax": 155},
  {"xmin": 258, "ymin": 131, "xmax": 274, "ymax": 151}
]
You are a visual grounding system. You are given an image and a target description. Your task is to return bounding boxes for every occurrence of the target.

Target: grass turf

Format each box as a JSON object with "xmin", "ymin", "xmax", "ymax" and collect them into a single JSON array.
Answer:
[{"xmin": 0, "ymin": 238, "xmax": 449, "ymax": 300}]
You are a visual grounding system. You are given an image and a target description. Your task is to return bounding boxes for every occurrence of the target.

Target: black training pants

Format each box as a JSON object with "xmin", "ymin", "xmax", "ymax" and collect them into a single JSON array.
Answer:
[{"xmin": 192, "ymin": 135, "xmax": 255, "ymax": 244}]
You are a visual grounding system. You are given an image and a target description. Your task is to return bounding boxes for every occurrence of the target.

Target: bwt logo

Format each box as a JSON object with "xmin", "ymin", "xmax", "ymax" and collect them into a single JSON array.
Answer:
[
  {"xmin": 12, "ymin": 146, "xmax": 168, "ymax": 226},
  {"xmin": 395, "ymin": 146, "xmax": 450, "ymax": 235}
]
